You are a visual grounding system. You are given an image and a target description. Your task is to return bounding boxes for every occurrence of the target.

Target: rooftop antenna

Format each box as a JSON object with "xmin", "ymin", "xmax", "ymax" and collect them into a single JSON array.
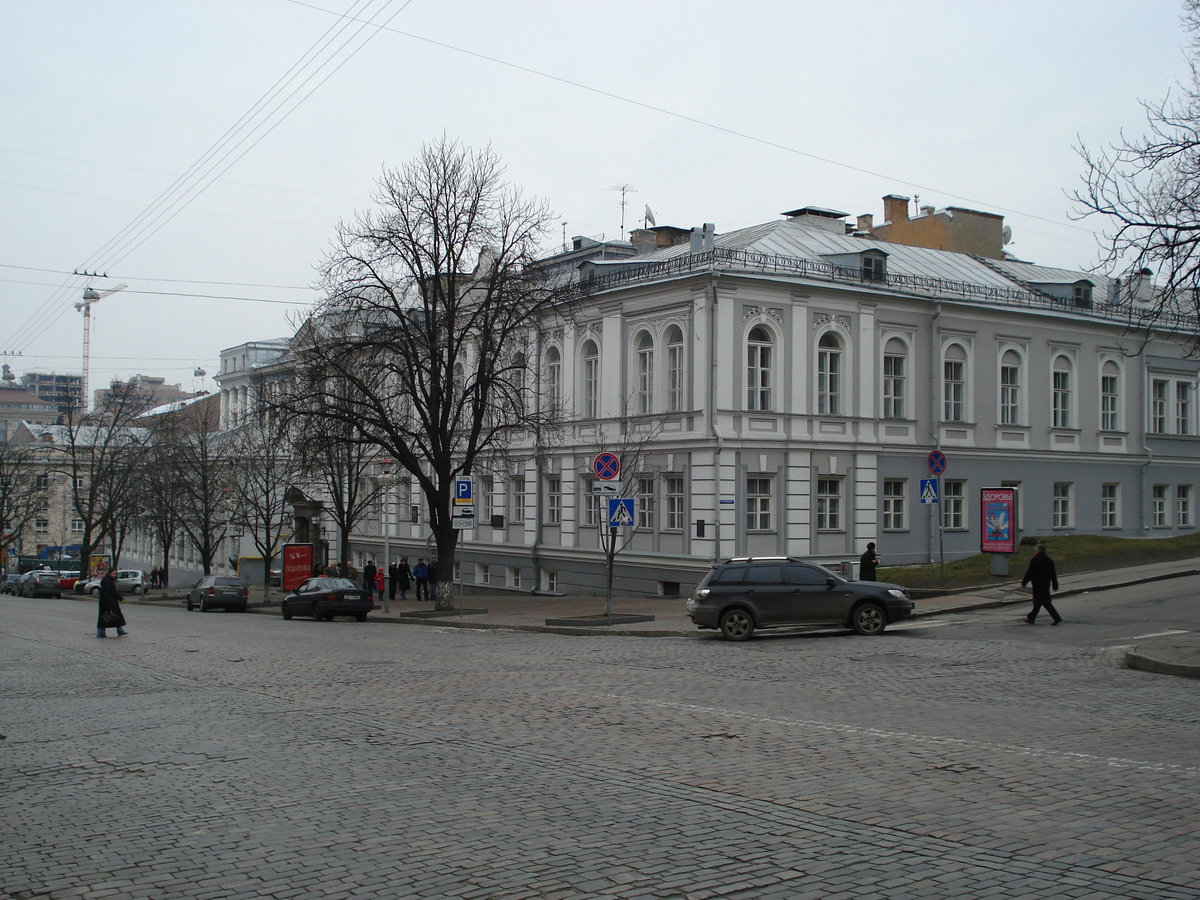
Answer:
[
  {"xmin": 562, "ymin": 221, "xmax": 568, "ymax": 252},
  {"xmin": 607, "ymin": 184, "xmax": 638, "ymax": 240}
]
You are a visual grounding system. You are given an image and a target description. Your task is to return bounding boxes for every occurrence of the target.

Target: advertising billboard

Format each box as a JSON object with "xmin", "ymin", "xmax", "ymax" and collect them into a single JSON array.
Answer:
[
  {"xmin": 282, "ymin": 543, "xmax": 314, "ymax": 592},
  {"xmin": 980, "ymin": 488, "xmax": 1017, "ymax": 554}
]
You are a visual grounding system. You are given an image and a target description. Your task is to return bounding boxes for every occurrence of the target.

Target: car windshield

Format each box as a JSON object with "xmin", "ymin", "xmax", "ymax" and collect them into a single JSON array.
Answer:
[
  {"xmin": 215, "ymin": 577, "xmax": 244, "ymax": 586},
  {"xmin": 309, "ymin": 578, "xmax": 357, "ymax": 591}
]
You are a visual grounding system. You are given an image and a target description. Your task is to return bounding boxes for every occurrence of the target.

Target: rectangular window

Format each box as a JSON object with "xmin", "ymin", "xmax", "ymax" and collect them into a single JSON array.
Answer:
[
  {"xmin": 943, "ymin": 360, "xmax": 964, "ymax": 422},
  {"xmin": 1000, "ymin": 365, "xmax": 1020, "ymax": 425},
  {"xmin": 481, "ymin": 475, "xmax": 495, "ymax": 522},
  {"xmin": 818, "ymin": 350, "xmax": 841, "ymax": 415},
  {"xmin": 1101, "ymin": 483, "xmax": 1119, "ymax": 529},
  {"xmin": 665, "ymin": 476, "xmax": 685, "ymax": 531},
  {"xmin": 1052, "ymin": 371, "xmax": 1071, "ymax": 428},
  {"xmin": 71, "ymin": 519, "xmax": 84, "ymax": 533},
  {"xmin": 746, "ymin": 477, "xmax": 773, "ymax": 531},
  {"xmin": 511, "ymin": 476, "xmax": 526, "ymax": 523},
  {"xmin": 883, "ymin": 355, "xmax": 905, "ymax": 419},
  {"xmin": 816, "ymin": 477, "xmax": 842, "ymax": 532},
  {"xmin": 546, "ymin": 476, "xmax": 561, "ymax": 525},
  {"xmin": 943, "ymin": 480, "xmax": 965, "ymax": 530},
  {"xmin": 544, "ymin": 571, "xmax": 558, "ymax": 592},
  {"xmin": 1153, "ymin": 484, "xmax": 1169, "ymax": 527},
  {"xmin": 882, "ymin": 479, "xmax": 906, "ymax": 531},
  {"xmin": 667, "ymin": 342, "xmax": 683, "ymax": 412},
  {"xmin": 35, "ymin": 518, "xmax": 48, "ymax": 533},
  {"xmin": 1101, "ymin": 375, "xmax": 1119, "ymax": 431},
  {"xmin": 747, "ymin": 343, "xmax": 771, "ymax": 411},
  {"xmin": 1151, "ymin": 379, "xmax": 1168, "ymax": 434},
  {"xmin": 636, "ymin": 477, "xmax": 655, "ymax": 530},
  {"xmin": 582, "ymin": 478, "xmax": 601, "ymax": 527},
  {"xmin": 1177, "ymin": 485, "xmax": 1193, "ymax": 527},
  {"xmin": 36, "ymin": 474, "xmax": 49, "ymax": 490},
  {"xmin": 1177, "ymin": 383, "xmax": 1191, "ymax": 435},
  {"xmin": 510, "ymin": 567, "xmax": 522, "ymax": 589},
  {"xmin": 1053, "ymin": 482, "xmax": 1073, "ymax": 528},
  {"xmin": 478, "ymin": 564, "xmax": 490, "ymax": 585},
  {"xmin": 75, "ymin": 476, "xmax": 85, "ymax": 490},
  {"xmin": 637, "ymin": 344, "xmax": 653, "ymax": 415}
]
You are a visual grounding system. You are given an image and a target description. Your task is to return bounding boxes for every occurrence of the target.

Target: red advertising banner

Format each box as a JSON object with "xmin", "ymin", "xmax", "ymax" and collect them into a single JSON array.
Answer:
[
  {"xmin": 282, "ymin": 543, "xmax": 314, "ymax": 592},
  {"xmin": 980, "ymin": 488, "xmax": 1017, "ymax": 554}
]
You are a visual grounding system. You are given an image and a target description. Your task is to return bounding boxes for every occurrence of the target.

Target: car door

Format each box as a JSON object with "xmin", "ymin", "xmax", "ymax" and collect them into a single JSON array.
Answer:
[
  {"xmin": 783, "ymin": 564, "xmax": 848, "ymax": 623},
  {"xmin": 741, "ymin": 565, "xmax": 790, "ymax": 625},
  {"xmin": 295, "ymin": 579, "xmax": 316, "ymax": 615}
]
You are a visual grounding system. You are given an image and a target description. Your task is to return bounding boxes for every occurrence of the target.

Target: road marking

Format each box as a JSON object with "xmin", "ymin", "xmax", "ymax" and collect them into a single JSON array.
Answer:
[
  {"xmin": 887, "ymin": 620, "xmax": 956, "ymax": 630},
  {"xmin": 1099, "ymin": 629, "xmax": 1189, "ymax": 650}
]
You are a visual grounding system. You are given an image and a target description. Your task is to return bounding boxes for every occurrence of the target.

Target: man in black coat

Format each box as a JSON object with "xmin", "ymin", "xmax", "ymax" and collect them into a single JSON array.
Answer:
[
  {"xmin": 363, "ymin": 560, "xmax": 377, "ymax": 593},
  {"xmin": 1021, "ymin": 542, "xmax": 1063, "ymax": 625}
]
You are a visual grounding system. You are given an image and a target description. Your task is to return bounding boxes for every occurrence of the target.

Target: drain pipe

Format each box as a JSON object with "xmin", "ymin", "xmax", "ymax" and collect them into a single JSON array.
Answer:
[
  {"xmin": 531, "ymin": 326, "xmax": 545, "ymax": 590},
  {"xmin": 708, "ymin": 272, "xmax": 730, "ymax": 563},
  {"xmin": 929, "ymin": 303, "xmax": 942, "ymax": 565}
]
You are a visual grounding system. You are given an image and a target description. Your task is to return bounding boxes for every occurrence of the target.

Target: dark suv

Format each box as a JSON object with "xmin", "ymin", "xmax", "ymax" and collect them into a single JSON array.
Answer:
[{"xmin": 687, "ymin": 557, "xmax": 914, "ymax": 641}]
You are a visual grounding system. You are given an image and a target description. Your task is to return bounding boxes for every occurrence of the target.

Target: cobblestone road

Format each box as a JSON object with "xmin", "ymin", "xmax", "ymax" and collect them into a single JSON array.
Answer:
[{"xmin": 2, "ymin": 597, "xmax": 1198, "ymax": 899}]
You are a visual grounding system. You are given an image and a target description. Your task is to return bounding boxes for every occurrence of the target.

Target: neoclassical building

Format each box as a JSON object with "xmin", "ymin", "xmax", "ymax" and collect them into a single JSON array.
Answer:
[{"xmin": 221, "ymin": 203, "xmax": 1200, "ymax": 597}]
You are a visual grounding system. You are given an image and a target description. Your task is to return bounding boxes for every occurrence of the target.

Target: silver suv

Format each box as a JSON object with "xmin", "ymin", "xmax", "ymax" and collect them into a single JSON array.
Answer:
[{"xmin": 687, "ymin": 556, "xmax": 914, "ymax": 641}]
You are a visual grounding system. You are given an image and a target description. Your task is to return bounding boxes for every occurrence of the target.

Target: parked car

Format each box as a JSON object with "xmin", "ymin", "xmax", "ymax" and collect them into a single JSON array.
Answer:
[
  {"xmin": 281, "ymin": 577, "xmax": 374, "ymax": 622},
  {"xmin": 82, "ymin": 569, "xmax": 146, "ymax": 595},
  {"xmin": 18, "ymin": 570, "xmax": 63, "ymax": 598},
  {"xmin": 57, "ymin": 573, "xmax": 80, "ymax": 592},
  {"xmin": 2, "ymin": 573, "xmax": 21, "ymax": 594},
  {"xmin": 686, "ymin": 556, "xmax": 914, "ymax": 641},
  {"xmin": 187, "ymin": 576, "xmax": 249, "ymax": 612}
]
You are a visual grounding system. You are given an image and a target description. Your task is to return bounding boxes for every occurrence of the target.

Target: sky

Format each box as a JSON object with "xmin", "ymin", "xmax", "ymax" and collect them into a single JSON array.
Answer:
[{"xmin": 0, "ymin": 0, "xmax": 1193, "ymax": 396}]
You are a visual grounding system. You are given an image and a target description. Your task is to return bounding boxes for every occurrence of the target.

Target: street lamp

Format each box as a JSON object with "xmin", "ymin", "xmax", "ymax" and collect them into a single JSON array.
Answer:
[{"xmin": 378, "ymin": 460, "xmax": 395, "ymax": 613}]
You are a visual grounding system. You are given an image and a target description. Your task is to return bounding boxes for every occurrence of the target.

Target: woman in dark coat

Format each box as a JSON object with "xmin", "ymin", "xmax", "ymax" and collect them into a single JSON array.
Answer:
[
  {"xmin": 96, "ymin": 569, "xmax": 128, "ymax": 638},
  {"xmin": 396, "ymin": 557, "xmax": 412, "ymax": 601}
]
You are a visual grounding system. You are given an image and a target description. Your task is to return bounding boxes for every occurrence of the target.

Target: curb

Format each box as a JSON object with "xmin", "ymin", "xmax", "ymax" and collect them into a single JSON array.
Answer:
[{"xmin": 1124, "ymin": 646, "xmax": 1200, "ymax": 679}]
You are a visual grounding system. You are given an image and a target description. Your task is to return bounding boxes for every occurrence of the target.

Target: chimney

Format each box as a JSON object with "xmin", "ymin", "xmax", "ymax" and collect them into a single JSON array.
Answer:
[
  {"xmin": 857, "ymin": 214, "xmax": 874, "ymax": 232},
  {"xmin": 689, "ymin": 228, "xmax": 702, "ymax": 252},
  {"xmin": 630, "ymin": 228, "xmax": 656, "ymax": 255},
  {"xmin": 702, "ymin": 223, "xmax": 716, "ymax": 250},
  {"xmin": 1128, "ymin": 267, "xmax": 1154, "ymax": 304},
  {"xmin": 882, "ymin": 194, "xmax": 910, "ymax": 224},
  {"xmin": 920, "ymin": 205, "xmax": 935, "ymax": 217}
]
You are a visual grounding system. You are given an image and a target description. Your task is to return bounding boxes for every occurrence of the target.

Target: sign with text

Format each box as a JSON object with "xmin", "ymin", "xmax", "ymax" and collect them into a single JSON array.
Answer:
[
  {"xmin": 980, "ymin": 488, "xmax": 1017, "ymax": 554},
  {"xmin": 282, "ymin": 543, "xmax": 314, "ymax": 592}
]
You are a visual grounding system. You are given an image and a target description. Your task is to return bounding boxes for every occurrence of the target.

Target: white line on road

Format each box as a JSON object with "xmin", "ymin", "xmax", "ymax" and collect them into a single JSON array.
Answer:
[{"xmin": 1126, "ymin": 629, "xmax": 1189, "ymax": 640}]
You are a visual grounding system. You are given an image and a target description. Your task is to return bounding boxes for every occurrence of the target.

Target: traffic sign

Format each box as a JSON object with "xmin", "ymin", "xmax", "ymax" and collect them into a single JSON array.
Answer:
[
  {"xmin": 453, "ymin": 475, "xmax": 474, "ymax": 504},
  {"xmin": 452, "ymin": 506, "xmax": 476, "ymax": 528},
  {"xmin": 592, "ymin": 483, "xmax": 619, "ymax": 495},
  {"xmin": 593, "ymin": 452, "xmax": 621, "ymax": 481},
  {"xmin": 920, "ymin": 478, "xmax": 939, "ymax": 504},
  {"xmin": 927, "ymin": 450, "xmax": 947, "ymax": 475},
  {"xmin": 608, "ymin": 497, "xmax": 635, "ymax": 527}
]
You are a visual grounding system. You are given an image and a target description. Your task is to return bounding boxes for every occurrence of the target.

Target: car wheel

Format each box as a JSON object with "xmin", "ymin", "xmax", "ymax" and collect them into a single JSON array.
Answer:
[
  {"xmin": 355, "ymin": 613, "xmax": 367, "ymax": 622},
  {"xmin": 187, "ymin": 598, "xmax": 194, "ymax": 611},
  {"xmin": 199, "ymin": 597, "xmax": 208, "ymax": 613},
  {"xmin": 313, "ymin": 605, "xmax": 326, "ymax": 621},
  {"xmin": 90, "ymin": 586, "xmax": 100, "ymax": 596},
  {"xmin": 132, "ymin": 585, "xmax": 143, "ymax": 595},
  {"xmin": 236, "ymin": 604, "xmax": 247, "ymax": 613},
  {"xmin": 719, "ymin": 608, "xmax": 755, "ymax": 642},
  {"xmin": 281, "ymin": 602, "xmax": 293, "ymax": 620},
  {"xmin": 852, "ymin": 602, "xmax": 887, "ymax": 636}
]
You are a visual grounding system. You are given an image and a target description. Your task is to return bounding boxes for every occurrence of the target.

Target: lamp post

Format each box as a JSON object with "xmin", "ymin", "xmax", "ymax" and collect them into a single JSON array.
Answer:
[{"xmin": 379, "ymin": 460, "xmax": 395, "ymax": 613}]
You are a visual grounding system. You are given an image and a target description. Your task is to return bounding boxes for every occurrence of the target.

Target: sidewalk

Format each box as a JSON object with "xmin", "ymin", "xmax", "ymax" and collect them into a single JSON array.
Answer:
[{"xmin": 130, "ymin": 557, "xmax": 1200, "ymax": 677}]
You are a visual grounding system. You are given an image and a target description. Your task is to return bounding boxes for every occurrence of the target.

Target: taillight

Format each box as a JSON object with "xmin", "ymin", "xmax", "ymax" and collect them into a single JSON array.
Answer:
[
  {"xmin": 208, "ymin": 587, "xmax": 215, "ymax": 595},
  {"xmin": 242, "ymin": 587, "xmax": 249, "ymax": 597},
  {"xmin": 327, "ymin": 592, "xmax": 336, "ymax": 601}
]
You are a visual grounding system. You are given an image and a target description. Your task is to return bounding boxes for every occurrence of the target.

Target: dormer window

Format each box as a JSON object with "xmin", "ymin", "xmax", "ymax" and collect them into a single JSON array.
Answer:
[
  {"xmin": 862, "ymin": 254, "xmax": 887, "ymax": 282},
  {"xmin": 1073, "ymin": 281, "xmax": 1092, "ymax": 308}
]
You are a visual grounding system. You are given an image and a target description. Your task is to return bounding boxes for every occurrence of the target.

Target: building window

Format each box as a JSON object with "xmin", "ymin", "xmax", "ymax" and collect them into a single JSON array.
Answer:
[
  {"xmin": 1101, "ymin": 363, "xmax": 1120, "ymax": 431},
  {"xmin": 35, "ymin": 518, "xmax": 48, "ymax": 533},
  {"xmin": 1153, "ymin": 484, "xmax": 1169, "ymax": 527},
  {"xmin": 666, "ymin": 327, "xmax": 684, "ymax": 412},
  {"xmin": 71, "ymin": 519, "xmax": 84, "ymax": 533},
  {"xmin": 511, "ymin": 476, "xmax": 526, "ymax": 523},
  {"xmin": 862, "ymin": 254, "xmax": 886, "ymax": 282},
  {"xmin": 510, "ymin": 567, "xmax": 522, "ymax": 589},
  {"xmin": 410, "ymin": 478, "xmax": 420, "ymax": 525},
  {"xmin": 1101, "ymin": 483, "xmax": 1119, "ymax": 529},
  {"xmin": 1053, "ymin": 482, "xmax": 1073, "ymax": 528},
  {"xmin": 544, "ymin": 571, "xmax": 558, "ymax": 592},
  {"xmin": 1177, "ymin": 383, "xmax": 1192, "ymax": 435},
  {"xmin": 636, "ymin": 477, "xmax": 655, "ymax": 530},
  {"xmin": 581, "ymin": 340, "xmax": 599, "ymax": 419},
  {"xmin": 636, "ymin": 331, "xmax": 654, "ymax": 415},
  {"xmin": 1073, "ymin": 282, "xmax": 1093, "ymax": 308},
  {"xmin": 817, "ymin": 332, "xmax": 842, "ymax": 415},
  {"xmin": 816, "ymin": 477, "xmax": 842, "ymax": 531},
  {"xmin": 746, "ymin": 476, "xmax": 773, "ymax": 531},
  {"xmin": 943, "ymin": 480, "xmax": 965, "ymax": 530},
  {"xmin": 882, "ymin": 339, "xmax": 906, "ymax": 419},
  {"xmin": 582, "ymin": 478, "xmax": 602, "ymax": 526},
  {"xmin": 481, "ymin": 475, "xmax": 494, "ymax": 523},
  {"xmin": 883, "ymin": 479, "xmax": 906, "ymax": 531},
  {"xmin": 1052, "ymin": 357, "xmax": 1072, "ymax": 428},
  {"xmin": 546, "ymin": 476, "xmax": 561, "ymax": 525},
  {"xmin": 478, "ymin": 564, "xmax": 490, "ymax": 585},
  {"xmin": 36, "ymin": 474, "xmax": 49, "ymax": 490},
  {"xmin": 544, "ymin": 347, "xmax": 561, "ymax": 411},
  {"xmin": 1178, "ymin": 485, "xmax": 1193, "ymax": 527},
  {"xmin": 746, "ymin": 327, "xmax": 772, "ymax": 411},
  {"xmin": 665, "ymin": 476, "xmax": 685, "ymax": 531},
  {"xmin": 1000, "ymin": 350, "xmax": 1021, "ymax": 425},
  {"xmin": 943, "ymin": 344, "xmax": 966, "ymax": 422}
]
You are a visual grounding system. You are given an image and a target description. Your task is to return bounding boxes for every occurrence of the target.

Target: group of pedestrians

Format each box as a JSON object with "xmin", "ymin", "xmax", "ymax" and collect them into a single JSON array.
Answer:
[{"xmin": 360, "ymin": 556, "xmax": 438, "ymax": 604}]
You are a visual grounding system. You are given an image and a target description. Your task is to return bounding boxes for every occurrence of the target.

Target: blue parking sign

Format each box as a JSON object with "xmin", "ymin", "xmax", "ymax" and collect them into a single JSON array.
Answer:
[{"xmin": 454, "ymin": 476, "xmax": 473, "ymax": 504}]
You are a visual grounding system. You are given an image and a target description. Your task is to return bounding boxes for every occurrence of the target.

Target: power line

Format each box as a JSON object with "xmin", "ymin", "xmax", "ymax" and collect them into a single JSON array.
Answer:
[{"xmin": 0, "ymin": 262, "xmax": 313, "ymax": 291}]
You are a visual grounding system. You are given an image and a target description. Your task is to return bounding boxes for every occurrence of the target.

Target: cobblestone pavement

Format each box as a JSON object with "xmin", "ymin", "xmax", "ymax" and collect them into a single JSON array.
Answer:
[{"xmin": 2, "ymin": 597, "xmax": 1198, "ymax": 899}]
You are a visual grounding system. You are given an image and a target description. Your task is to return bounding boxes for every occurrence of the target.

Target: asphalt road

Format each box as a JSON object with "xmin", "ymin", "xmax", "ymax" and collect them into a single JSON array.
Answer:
[{"xmin": 2, "ymin": 580, "xmax": 1197, "ymax": 899}]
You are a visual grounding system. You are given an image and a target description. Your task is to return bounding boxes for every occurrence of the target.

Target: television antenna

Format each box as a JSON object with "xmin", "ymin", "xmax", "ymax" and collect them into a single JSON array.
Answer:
[{"xmin": 606, "ymin": 184, "xmax": 638, "ymax": 240}]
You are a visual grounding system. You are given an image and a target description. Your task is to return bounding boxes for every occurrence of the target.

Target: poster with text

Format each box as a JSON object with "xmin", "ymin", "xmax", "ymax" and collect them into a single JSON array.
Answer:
[{"xmin": 980, "ymin": 488, "xmax": 1017, "ymax": 554}]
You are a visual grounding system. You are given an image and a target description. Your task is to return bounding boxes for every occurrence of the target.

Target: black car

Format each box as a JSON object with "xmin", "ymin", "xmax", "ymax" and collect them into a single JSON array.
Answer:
[
  {"xmin": 18, "ymin": 570, "xmax": 63, "ymax": 599},
  {"xmin": 281, "ymin": 577, "xmax": 374, "ymax": 622},
  {"xmin": 187, "ymin": 576, "xmax": 249, "ymax": 612},
  {"xmin": 686, "ymin": 556, "xmax": 914, "ymax": 641}
]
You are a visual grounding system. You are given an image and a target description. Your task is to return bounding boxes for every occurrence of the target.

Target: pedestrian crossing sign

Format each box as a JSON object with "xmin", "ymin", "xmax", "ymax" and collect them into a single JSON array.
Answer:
[
  {"xmin": 608, "ymin": 498, "xmax": 635, "ymax": 527},
  {"xmin": 920, "ymin": 478, "xmax": 939, "ymax": 504}
]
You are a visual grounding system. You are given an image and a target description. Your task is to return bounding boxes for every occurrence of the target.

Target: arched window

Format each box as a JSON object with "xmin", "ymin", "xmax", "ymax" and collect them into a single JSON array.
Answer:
[
  {"xmin": 513, "ymin": 353, "xmax": 527, "ymax": 414},
  {"xmin": 746, "ymin": 326, "xmax": 772, "ymax": 411},
  {"xmin": 817, "ymin": 332, "xmax": 841, "ymax": 415},
  {"xmin": 544, "ymin": 347, "xmax": 561, "ymax": 411},
  {"xmin": 666, "ymin": 326, "xmax": 684, "ymax": 412},
  {"xmin": 1052, "ymin": 356, "xmax": 1072, "ymax": 428},
  {"xmin": 1100, "ymin": 360, "xmax": 1120, "ymax": 431},
  {"xmin": 636, "ymin": 332, "xmax": 654, "ymax": 414},
  {"xmin": 943, "ymin": 343, "xmax": 967, "ymax": 422},
  {"xmin": 1000, "ymin": 349, "xmax": 1021, "ymax": 425},
  {"xmin": 882, "ymin": 338, "xmax": 906, "ymax": 419},
  {"xmin": 582, "ymin": 340, "xmax": 599, "ymax": 418}
]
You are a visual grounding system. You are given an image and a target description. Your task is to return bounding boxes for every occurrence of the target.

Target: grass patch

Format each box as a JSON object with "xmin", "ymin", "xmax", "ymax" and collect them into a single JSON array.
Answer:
[{"xmin": 878, "ymin": 532, "xmax": 1200, "ymax": 591}]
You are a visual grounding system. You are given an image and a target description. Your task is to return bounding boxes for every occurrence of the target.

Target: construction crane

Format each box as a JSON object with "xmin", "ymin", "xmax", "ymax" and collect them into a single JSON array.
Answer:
[{"xmin": 75, "ymin": 283, "xmax": 127, "ymax": 414}]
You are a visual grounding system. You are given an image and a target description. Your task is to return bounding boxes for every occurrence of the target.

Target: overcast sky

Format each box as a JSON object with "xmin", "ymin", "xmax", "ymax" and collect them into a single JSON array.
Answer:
[{"xmin": 0, "ymin": 0, "xmax": 1191, "ymax": 394}]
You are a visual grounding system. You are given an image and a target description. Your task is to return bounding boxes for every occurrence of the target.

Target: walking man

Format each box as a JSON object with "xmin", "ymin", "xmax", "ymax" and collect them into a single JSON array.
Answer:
[
  {"xmin": 859, "ymin": 542, "xmax": 879, "ymax": 581},
  {"xmin": 413, "ymin": 558, "xmax": 429, "ymax": 601},
  {"xmin": 1021, "ymin": 542, "xmax": 1063, "ymax": 625}
]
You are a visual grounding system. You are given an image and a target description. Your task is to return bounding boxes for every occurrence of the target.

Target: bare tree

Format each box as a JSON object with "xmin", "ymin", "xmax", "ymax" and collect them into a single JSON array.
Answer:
[
  {"xmin": 1074, "ymin": 0, "xmax": 1200, "ymax": 340},
  {"xmin": 286, "ymin": 137, "xmax": 567, "ymax": 609},
  {"xmin": 140, "ymin": 434, "xmax": 185, "ymax": 589},
  {"xmin": 167, "ymin": 401, "xmax": 232, "ymax": 577},
  {"xmin": 0, "ymin": 441, "xmax": 49, "ymax": 565}
]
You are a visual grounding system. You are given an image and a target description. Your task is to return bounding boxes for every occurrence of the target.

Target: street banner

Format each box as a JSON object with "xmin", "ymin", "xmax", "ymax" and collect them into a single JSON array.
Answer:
[
  {"xmin": 980, "ymin": 488, "xmax": 1017, "ymax": 554},
  {"xmin": 282, "ymin": 543, "xmax": 314, "ymax": 592}
]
